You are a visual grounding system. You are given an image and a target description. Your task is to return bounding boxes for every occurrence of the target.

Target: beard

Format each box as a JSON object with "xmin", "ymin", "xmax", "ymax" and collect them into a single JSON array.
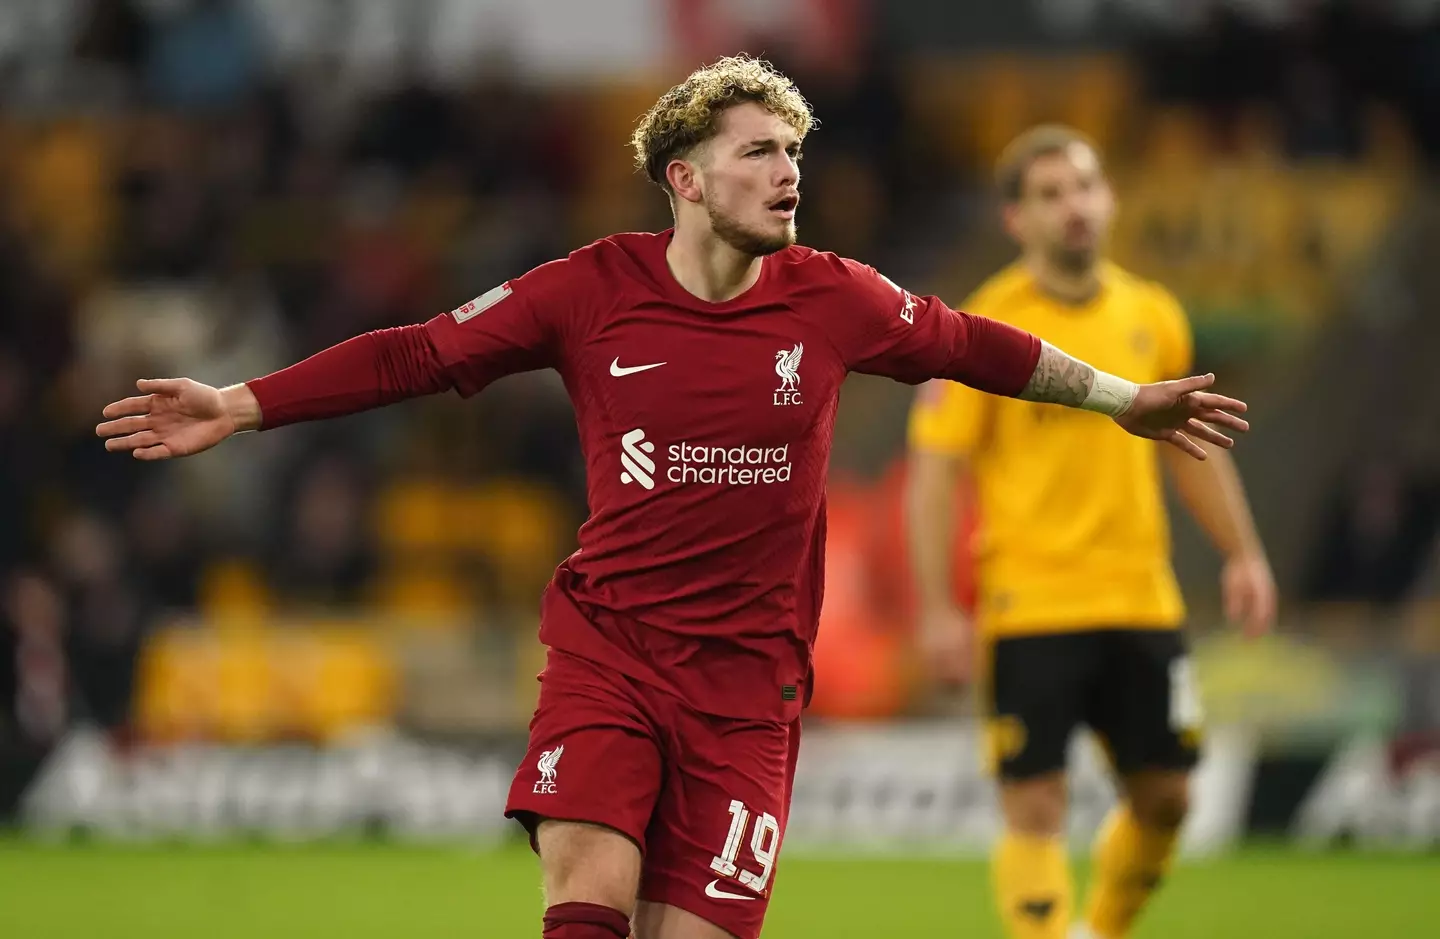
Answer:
[
  {"xmin": 1049, "ymin": 242, "xmax": 1098, "ymax": 276},
  {"xmin": 708, "ymin": 201, "xmax": 796, "ymax": 256}
]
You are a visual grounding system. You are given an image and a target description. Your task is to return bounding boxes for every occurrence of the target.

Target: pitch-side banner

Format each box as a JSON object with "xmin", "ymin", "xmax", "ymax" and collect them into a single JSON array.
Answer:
[
  {"xmin": 1292, "ymin": 734, "xmax": 1440, "ymax": 850},
  {"xmin": 21, "ymin": 729, "xmax": 522, "ymax": 843},
  {"xmin": 784, "ymin": 723, "xmax": 1258, "ymax": 857},
  {"xmin": 21, "ymin": 721, "xmax": 1256, "ymax": 853}
]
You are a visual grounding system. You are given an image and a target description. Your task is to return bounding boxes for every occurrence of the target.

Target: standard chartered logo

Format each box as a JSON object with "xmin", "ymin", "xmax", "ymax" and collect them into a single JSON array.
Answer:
[
  {"xmin": 668, "ymin": 441, "xmax": 792, "ymax": 484},
  {"xmin": 619, "ymin": 428, "xmax": 657, "ymax": 490},
  {"xmin": 619, "ymin": 428, "xmax": 793, "ymax": 489}
]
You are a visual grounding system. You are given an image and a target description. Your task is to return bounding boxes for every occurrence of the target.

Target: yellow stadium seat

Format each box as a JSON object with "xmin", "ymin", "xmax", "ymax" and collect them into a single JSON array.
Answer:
[
  {"xmin": 373, "ymin": 479, "xmax": 457, "ymax": 556},
  {"xmin": 199, "ymin": 559, "xmax": 272, "ymax": 626},
  {"xmin": 312, "ymin": 631, "xmax": 398, "ymax": 742},
  {"xmin": 215, "ymin": 632, "xmax": 274, "ymax": 743},
  {"xmin": 513, "ymin": 632, "xmax": 548, "ymax": 718},
  {"xmin": 264, "ymin": 631, "xmax": 324, "ymax": 740},
  {"xmin": 1112, "ymin": 163, "xmax": 1206, "ymax": 283},
  {"xmin": 1140, "ymin": 107, "xmax": 1211, "ymax": 173},
  {"xmin": 1056, "ymin": 56, "xmax": 1134, "ymax": 156},
  {"xmin": 1111, "ymin": 101, "xmax": 1413, "ymax": 338},
  {"xmin": 136, "ymin": 628, "xmax": 221, "ymax": 743},
  {"xmin": 966, "ymin": 56, "xmax": 1036, "ymax": 166},
  {"xmin": 580, "ymin": 80, "xmax": 672, "ymax": 185},
  {"xmin": 916, "ymin": 53, "xmax": 1135, "ymax": 169},
  {"xmin": 138, "ymin": 623, "xmax": 400, "ymax": 745},
  {"xmin": 372, "ymin": 563, "xmax": 473, "ymax": 623},
  {"xmin": 455, "ymin": 480, "xmax": 568, "ymax": 606},
  {"xmin": 12, "ymin": 118, "xmax": 115, "ymax": 281},
  {"xmin": 1294, "ymin": 169, "xmax": 1398, "ymax": 271}
]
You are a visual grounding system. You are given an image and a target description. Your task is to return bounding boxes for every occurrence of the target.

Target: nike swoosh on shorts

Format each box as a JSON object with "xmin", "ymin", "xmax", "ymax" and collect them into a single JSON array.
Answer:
[{"xmin": 704, "ymin": 880, "xmax": 758, "ymax": 901}]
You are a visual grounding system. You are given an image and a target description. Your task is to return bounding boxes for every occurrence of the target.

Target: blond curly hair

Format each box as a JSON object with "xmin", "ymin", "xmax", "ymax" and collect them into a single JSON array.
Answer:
[{"xmin": 631, "ymin": 55, "xmax": 815, "ymax": 192}]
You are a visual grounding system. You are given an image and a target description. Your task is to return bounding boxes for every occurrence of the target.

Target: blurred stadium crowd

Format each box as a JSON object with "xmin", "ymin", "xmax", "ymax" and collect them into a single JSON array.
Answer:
[{"xmin": 1, "ymin": 0, "xmax": 1439, "ymax": 776}]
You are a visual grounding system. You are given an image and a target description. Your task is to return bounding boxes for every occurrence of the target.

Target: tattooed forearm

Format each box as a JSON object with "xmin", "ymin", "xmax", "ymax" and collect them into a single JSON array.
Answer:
[{"xmin": 1016, "ymin": 341, "xmax": 1095, "ymax": 408}]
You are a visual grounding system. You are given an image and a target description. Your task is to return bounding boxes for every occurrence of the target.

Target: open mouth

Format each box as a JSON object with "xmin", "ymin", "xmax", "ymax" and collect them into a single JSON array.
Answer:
[{"xmin": 768, "ymin": 194, "xmax": 799, "ymax": 220}]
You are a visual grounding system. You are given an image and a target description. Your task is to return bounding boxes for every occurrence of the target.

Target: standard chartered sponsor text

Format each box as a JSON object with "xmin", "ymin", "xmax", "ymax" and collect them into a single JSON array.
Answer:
[{"xmin": 667, "ymin": 441, "xmax": 792, "ymax": 485}]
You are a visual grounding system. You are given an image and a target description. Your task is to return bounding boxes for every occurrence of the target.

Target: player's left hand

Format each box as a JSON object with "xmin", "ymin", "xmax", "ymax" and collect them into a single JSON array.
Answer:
[
  {"xmin": 1222, "ymin": 552, "xmax": 1277, "ymax": 638},
  {"xmin": 1114, "ymin": 373, "xmax": 1250, "ymax": 460}
]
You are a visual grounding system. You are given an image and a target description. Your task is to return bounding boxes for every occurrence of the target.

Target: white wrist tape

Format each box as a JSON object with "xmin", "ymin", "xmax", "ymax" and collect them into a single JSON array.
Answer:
[{"xmin": 1080, "ymin": 370, "xmax": 1138, "ymax": 417}]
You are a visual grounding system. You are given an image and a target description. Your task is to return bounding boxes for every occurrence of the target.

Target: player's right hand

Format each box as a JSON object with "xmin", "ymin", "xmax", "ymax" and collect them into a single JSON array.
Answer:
[
  {"xmin": 1115, "ymin": 373, "xmax": 1250, "ymax": 460},
  {"xmin": 917, "ymin": 605, "xmax": 973, "ymax": 686},
  {"xmin": 96, "ymin": 378, "xmax": 245, "ymax": 460}
]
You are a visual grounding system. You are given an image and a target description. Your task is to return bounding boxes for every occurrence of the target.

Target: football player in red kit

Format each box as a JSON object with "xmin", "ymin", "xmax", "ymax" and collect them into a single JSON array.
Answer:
[{"xmin": 97, "ymin": 56, "xmax": 1248, "ymax": 939}]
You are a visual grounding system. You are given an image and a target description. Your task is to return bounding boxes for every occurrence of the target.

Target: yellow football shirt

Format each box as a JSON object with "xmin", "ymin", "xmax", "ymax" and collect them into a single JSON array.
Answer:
[{"xmin": 907, "ymin": 262, "xmax": 1193, "ymax": 637}]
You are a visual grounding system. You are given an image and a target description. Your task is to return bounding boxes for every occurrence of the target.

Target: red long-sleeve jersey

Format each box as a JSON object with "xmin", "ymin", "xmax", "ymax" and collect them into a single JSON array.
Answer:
[{"xmin": 249, "ymin": 231, "xmax": 1040, "ymax": 721}]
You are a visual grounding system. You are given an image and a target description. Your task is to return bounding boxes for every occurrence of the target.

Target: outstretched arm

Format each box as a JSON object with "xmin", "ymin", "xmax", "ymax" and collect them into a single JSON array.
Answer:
[
  {"xmin": 100, "ymin": 262, "xmax": 571, "ymax": 460},
  {"xmin": 1015, "ymin": 339, "xmax": 1122, "ymax": 409},
  {"xmin": 1016, "ymin": 341, "xmax": 1249, "ymax": 460},
  {"xmin": 98, "ymin": 324, "xmax": 457, "ymax": 460},
  {"xmin": 832, "ymin": 261, "xmax": 1249, "ymax": 459}
]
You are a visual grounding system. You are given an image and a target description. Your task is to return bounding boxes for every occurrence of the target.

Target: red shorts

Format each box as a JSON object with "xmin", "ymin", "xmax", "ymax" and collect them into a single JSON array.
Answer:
[{"xmin": 506, "ymin": 649, "xmax": 802, "ymax": 939}]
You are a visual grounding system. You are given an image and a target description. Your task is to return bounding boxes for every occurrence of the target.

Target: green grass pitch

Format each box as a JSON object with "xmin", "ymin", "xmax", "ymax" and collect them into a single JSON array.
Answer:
[{"xmin": 0, "ymin": 840, "xmax": 1434, "ymax": 937}]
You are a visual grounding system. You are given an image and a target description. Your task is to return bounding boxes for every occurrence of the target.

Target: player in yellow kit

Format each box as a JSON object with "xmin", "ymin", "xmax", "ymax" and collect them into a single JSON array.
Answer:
[{"xmin": 905, "ymin": 126, "xmax": 1278, "ymax": 939}]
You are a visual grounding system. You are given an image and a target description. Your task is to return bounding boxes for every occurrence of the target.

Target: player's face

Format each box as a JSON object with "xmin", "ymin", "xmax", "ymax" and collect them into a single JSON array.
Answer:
[
  {"xmin": 1009, "ymin": 143, "xmax": 1114, "ymax": 274},
  {"xmin": 698, "ymin": 102, "xmax": 802, "ymax": 256}
]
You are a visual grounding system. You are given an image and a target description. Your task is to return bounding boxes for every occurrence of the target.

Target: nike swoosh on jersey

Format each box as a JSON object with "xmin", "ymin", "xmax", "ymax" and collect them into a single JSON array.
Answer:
[
  {"xmin": 610, "ymin": 358, "xmax": 667, "ymax": 377},
  {"xmin": 704, "ymin": 880, "xmax": 758, "ymax": 901}
]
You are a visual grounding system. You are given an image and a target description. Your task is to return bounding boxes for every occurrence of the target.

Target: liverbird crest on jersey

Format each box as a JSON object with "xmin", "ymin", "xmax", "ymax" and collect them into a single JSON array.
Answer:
[{"xmin": 773, "ymin": 343, "xmax": 803, "ymax": 406}]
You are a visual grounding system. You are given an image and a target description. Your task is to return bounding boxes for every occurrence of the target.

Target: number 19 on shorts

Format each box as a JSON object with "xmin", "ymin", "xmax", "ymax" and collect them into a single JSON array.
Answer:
[{"xmin": 709, "ymin": 799, "xmax": 780, "ymax": 893}]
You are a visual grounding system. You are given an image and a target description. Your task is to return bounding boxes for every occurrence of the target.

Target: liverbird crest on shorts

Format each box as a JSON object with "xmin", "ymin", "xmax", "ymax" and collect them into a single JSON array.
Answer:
[{"xmin": 533, "ymin": 744, "xmax": 564, "ymax": 794}]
